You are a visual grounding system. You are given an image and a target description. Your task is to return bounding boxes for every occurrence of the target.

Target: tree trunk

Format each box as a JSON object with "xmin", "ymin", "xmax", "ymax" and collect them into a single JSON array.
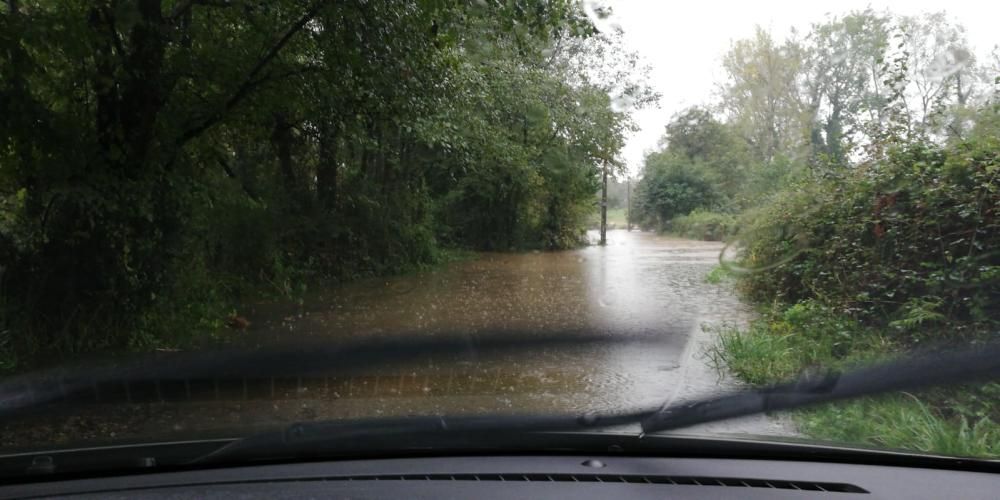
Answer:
[
  {"xmin": 317, "ymin": 119, "xmax": 339, "ymax": 210},
  {"xmin": 626, "ymin": 177, "xmax": 631, "ymax": 231},
  {"xmin": 271, "ymin": 113, "xmax": 297, "ymax": 196},
  {"xmin": 600, "ymin": 162, "xmax": 608, "ymax": 246}
]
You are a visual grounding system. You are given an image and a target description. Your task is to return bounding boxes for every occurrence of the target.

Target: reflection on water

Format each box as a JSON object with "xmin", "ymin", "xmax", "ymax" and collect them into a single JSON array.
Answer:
[{"xmin": 1, "ymin": 230, "xmax": 752, "ymax": 448}]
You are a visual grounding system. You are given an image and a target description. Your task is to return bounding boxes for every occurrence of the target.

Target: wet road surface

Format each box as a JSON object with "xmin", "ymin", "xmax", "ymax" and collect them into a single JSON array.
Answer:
[
  {"xmin": 1, "ymin": 230, "xmax": 761, "ymax": 448},
  {"xmin": 238, "ymin": 229, "xmax": 749, "ymax": 412}
]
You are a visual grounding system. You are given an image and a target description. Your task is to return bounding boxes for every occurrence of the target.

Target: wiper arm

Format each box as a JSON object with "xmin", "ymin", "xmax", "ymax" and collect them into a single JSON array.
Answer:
[{"xmin": 641, "ymin": 341, "xmax": 1000, "ymax": 433}]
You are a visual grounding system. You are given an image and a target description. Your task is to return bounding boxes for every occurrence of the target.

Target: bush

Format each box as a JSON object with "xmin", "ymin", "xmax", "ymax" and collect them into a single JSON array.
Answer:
[
  {"xmin": 670, "ymin": 210, "xmax": 738, "ymax": 241},
  {"xmin": 716, "ymin": 130, "xmax": 1000, "ymax": 454},
  {"xmin": 734, "ymin": 137, "xmax": 999, "ymax": 337},
  {"xmin": 633, "ymin": 154, "xmax": 718, "ymax": 230}
]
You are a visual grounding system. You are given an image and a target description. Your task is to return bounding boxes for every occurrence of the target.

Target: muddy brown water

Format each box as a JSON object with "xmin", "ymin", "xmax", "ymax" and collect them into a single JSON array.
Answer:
[{"xmin": 1, "ymin": 230, "xmax": 751, "ymax": 449}]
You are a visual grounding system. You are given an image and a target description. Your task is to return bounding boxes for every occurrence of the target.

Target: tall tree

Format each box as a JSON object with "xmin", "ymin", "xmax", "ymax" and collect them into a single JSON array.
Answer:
[
  {"xmin": 804, "ymin": 10, "xmax": 890, "ymax": 163},
  {"xmin": 719, "ymin": 28, "xmax": 810, "ymax": 164}
]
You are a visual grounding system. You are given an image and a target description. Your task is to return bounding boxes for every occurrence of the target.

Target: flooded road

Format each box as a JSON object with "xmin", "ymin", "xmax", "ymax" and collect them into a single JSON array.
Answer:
[
  {"xmin": 2, "ymin": 230, "xmax": 768, "ymax": 448},
  {"xmin": 253, "ymin": 230, "xmax": 735, "ymax": 341},
  {"xmin": 236, "ymin": 229, "xmax": 749, "ymax": 413}
]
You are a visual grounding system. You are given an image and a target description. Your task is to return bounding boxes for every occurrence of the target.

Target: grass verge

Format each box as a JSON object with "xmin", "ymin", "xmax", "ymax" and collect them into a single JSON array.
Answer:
[
  {"xmin": 705, "ymin": 265, "xmax": 735, "ymax": 284},
  {"xmin": 706, "ymin": 301, "xmax": 1000, "ymax": 458}
]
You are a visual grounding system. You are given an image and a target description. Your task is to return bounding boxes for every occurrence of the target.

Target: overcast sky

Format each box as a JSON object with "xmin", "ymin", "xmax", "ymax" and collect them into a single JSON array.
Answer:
[{"xmin": 602, "ymin": 0, "xmax": 1000, "ymax": 177}]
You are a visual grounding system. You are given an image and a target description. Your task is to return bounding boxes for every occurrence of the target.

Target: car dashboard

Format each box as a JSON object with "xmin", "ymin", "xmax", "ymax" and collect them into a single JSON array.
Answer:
[{"xmin": 2, "ymin": 454, "xmax": 997, "ymax": 499}]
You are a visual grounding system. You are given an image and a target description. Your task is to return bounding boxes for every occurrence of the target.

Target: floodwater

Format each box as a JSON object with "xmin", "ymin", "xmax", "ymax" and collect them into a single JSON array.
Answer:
[{"xmin": 1, "ymin": 230, "xmax": 754, "ymax": 448}]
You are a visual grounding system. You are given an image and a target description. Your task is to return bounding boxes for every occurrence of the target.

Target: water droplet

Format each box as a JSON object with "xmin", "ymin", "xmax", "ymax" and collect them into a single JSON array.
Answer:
[
  {"xmin": 582, "ymin": 1, "xmax": 621, "ymax": 33},
  {"xmin": 925, "ymin": 47, "xmax": 971, "ymax": 80},
  {"xmin": 610, "ymin": 94, "xmax": 635, "ymax": 113},
  {"xmin": 830, "ymin": 49, "xmax": 848, "ymax": 65}
]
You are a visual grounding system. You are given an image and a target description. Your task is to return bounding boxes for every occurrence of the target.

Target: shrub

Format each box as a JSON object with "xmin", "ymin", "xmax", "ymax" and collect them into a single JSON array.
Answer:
[
  {"xmin": 670, "ymin": 210, "xmax": 738, "ymax": 241},
  {"xmin": 734, "ymin": 137, "xmax": 999, "ymax": 337}
]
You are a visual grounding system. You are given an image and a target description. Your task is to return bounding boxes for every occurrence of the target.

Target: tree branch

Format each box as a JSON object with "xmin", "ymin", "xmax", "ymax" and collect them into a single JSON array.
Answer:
[
  {"xmin": 97, "ymin": 5, "xmax": 134, "ymax": 78},
  {"xmin": 217, "ymin": 157, "xmax": 261, "ymax": 202},
  {"xmin": 168, "ymin": 0, "xmax": 235, "ymax": 21},
  {"xmin": 176, "ymin": 0, "xmax": 325, "ymax": 148},
  {"xmin": 245, "ymin": 64, "xmax": 322, "ymax": 90}
]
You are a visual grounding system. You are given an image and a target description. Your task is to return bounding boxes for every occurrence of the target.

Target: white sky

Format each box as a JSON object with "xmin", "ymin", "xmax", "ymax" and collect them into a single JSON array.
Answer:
[{"xmin": 604, "ymin": 0, "xmax": 1000, "ymax": 177}]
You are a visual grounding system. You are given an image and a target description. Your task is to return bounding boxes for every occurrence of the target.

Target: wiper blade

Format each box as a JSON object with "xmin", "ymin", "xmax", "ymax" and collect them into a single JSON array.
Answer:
[
  {"xmin": 193, "ymin": 341, "xmax": 1000, "ymax": 465},
  {"xmin": 0, "ymin": 330, "xmax": 635, "ymax": 417},
  {"xmin": 641, "ymin": 341, "xmax": 1000, "ymax": 433},
  {"xmin": 190, "ymin": 411, "xmax": 653, "ymax": 464},
  {"xmin": 5, "ymin": 329, "xmax": 998, "ymax": 464}
]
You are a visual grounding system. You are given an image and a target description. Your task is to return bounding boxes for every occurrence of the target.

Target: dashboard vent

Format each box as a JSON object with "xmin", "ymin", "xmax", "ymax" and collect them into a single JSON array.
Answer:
[{"xmin": 336, "ymin": 473, "xmax": 869, "ymax": 493}]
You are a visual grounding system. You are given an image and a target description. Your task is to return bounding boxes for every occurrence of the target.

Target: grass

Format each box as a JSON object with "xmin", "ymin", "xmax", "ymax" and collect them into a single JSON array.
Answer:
[
  {"xmin": 706, "ymin": 301, "xmax": 1000, "ymax": 457},
  {"xmin": 800, "ymin": 396, "xmax": 1000, "ymax": 458},
  {"xmin": 587, "ymin": 207, "xmax": 630, "ymax": 229},
  {"xmin": 705, "ymin": 265, "xmax": 734, "ymax": 284}
]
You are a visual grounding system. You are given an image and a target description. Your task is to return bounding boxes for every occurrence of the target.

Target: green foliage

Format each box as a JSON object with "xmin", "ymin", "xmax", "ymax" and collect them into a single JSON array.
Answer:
[
  {"xmin": 736, "ymin": 130, "xmax": 999, "ymax": 336},
  {"xmin": 633, "ymin": 153, "xmax": 717, "ymax": 230},
  {"xmin": 654, "ymin": 8, "xmax": 1000, "ymax": 458},
  {"xmin": 669, "ymin": 210, "xmax": 738, "ymax": 241},
  {"xmin": 632, "ymin": 107, "xmax": 763, "ymax": 235},
  {"xmin": 0, "ymin": 1, "xmax": 649, "ymax": 367},
  {"xmin": 709, "ymin": 303, "xmax": 1000, "ymax": 457},
  {"xmin": 800, "ymin": 395, "xmax": 1000, "ymax": 458},
  {"xmin": 706, "ymin": 301, "xmax": 894, "ymax": 385},
  {"xmin": 717, "ymin": 108, "xmax": 999, "ymax": 456},
  {"xmin": 705, "ymin": 265, "xmax": 735, "ymax": 284}
]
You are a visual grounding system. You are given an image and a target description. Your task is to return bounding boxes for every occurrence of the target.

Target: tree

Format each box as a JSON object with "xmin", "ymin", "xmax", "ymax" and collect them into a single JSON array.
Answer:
[
  {"xmin": 804, "ymin": 10, "xmax": 890, "ymax": 163},
  {"xmin": 0, "ymin": 0, "xmax": 651, "ymax": 363},
  {"xmin": 897, "ymin": 12, "xmax": 990, "ymax": 140},
  {"xmin": 633, "ymin": 151, "xmax": 716, "ymax": 230},
  {"xmin": 719, "ymin": 27, "xmax": 810, "ymax": 164}
]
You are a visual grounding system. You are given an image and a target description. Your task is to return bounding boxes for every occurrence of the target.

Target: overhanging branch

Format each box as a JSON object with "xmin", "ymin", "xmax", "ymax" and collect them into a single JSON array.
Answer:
[
  {"xmin": 168, "ymin": 0, "xmax": 236, "ymax": 21},
  {"xmin": 175, "ymin": 0, "xmax": 325, "ymax": 148}
]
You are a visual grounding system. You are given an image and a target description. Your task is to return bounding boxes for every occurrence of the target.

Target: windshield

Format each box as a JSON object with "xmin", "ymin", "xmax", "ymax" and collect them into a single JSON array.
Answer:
[{"xmin": 0, "ymin": 0, "xmax": 998, "ymax": 464}]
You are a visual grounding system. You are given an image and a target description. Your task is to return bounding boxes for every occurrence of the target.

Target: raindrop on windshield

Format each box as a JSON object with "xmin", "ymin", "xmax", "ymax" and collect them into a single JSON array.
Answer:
[
  {"xmin": 582, "ymin": 1, "xmax": 621, "ymax": 33},
  {"xmin": 926, "ymin": 47, "xmax": 971, "ymax": 80},
  {"xmin": 610, "ymin": 94, "xmax": 636, "ymax": 113}
]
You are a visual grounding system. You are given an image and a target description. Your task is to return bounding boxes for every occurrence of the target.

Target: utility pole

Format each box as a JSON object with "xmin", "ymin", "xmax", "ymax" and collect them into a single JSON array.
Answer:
[
  {"xmin": 600, "ymin": 161, "xmax": 608, "ymax": 246},
  {"xmin": 626, "ymin": 177, "xmax": 632, "ymax": 231}
]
